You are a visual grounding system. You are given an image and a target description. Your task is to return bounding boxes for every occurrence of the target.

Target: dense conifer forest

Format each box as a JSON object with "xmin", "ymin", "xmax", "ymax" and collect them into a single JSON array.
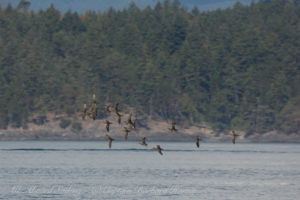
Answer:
[{"xmin": 0, "ymin": 0, "xmax": 299, "ymax": 135}]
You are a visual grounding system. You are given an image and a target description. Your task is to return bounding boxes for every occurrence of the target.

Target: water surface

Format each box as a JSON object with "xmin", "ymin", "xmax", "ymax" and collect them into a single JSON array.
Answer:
[{"xmin": 0, "ymin": 141, "xmax": 299, "ymax": 200}]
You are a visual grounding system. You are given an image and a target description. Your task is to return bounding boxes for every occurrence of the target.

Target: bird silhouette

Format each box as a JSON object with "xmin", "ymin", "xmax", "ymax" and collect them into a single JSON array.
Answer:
[
  {"xmin": 90, "ymin": 94, "xmax": 99, "ymax": 108},
  {"xmin": 123, "ymin": 127, "xmax": 130, "ymax": 140},
  {"xmin": 116, "ymin": 111, "xmax": 122, "ymax": 124},
  {"xmin": 88, "ymin": 94, "xmax": 99, "ymax": 120},
  {"xmin": 139, "ymin": 137, "xmax": 148, "ymax": 146},
  {"xmin": 105, "ymin": 105, "xmax": 112, "ymax": 113},
  {"xmin": 105, "ymin": 120, "xmax": 112, "ymax": 132},
  {"xmin": 115, "ymin": 103, "xmax": 120, "ymax": 113},
  {"xmin": 153, "ymin": 145, "xmax": 163, "ymax": 155},
  {"xmin": 230, "ymin": 130, "xmax": 240, "ymax": 144},
  {"xmin": 91, "ymin": 94, "xmax": 98, "ymax": 103},
  {"xmin": 126, "ymin": 114, "xmax": 137, "ymax": 129},
  {"xmin": 127, "ymin": 113, "xmax": 133, "ymax": 125},
  {"xmin": 132, "ymin": 119, "xmax": 137, "ymax": 129},
  {"xmin": 81, "ymin": 104, "xmax": 89, "ymax": 120},
  {"xmin": 168, "ymin": 121, "xmax": 178, "ymax": 132},
  {"xmin": 195, "ymin": 136, "xmax": 202, "ymax": 148},
  {"xmin": 106, "ymin": 135, "xmax": 114, "ymax": 149},
  {"xmin": 89, "ymin": 106, "xmax": 99, "ymax": 120}
]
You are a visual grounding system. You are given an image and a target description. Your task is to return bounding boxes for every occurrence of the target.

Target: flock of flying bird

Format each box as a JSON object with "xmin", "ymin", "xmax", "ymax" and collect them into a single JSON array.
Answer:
[{"xmin": 80, "ymin": 94, "xmax": 240, "ymax": 155}]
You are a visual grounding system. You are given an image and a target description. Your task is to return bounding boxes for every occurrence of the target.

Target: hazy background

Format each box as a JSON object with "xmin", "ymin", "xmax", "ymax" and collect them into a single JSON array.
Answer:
[{"xmin": 1, "ymin": 0, "xmax": 259, "ymax": 13}]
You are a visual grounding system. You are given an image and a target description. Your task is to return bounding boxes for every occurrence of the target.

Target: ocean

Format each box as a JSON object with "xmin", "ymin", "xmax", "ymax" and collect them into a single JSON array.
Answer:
[{"xmin": 0, "ymin": 141, "xmax": 299, "ymax": 200}]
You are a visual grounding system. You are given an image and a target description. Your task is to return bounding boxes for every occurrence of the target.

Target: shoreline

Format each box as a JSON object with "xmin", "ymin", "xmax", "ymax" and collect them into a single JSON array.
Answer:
[
  {"xmin": 1, "ymin": 115, "xmax": 299, "ymax": 143},
  {"xmin": 1, "ymin": 130, "xmax": 299, "ymax": 143},
  {"xmin": 0, "ymin": 139, "xmax": 299, "ymax": 143}
]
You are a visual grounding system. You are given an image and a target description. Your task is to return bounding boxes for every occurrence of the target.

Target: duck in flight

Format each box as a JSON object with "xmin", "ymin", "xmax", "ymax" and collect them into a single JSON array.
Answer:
[
  {"xmin": 105, "ymin": 105, "xmax": 112, "ymax": 113},
  {"xmin": 127, "ymin": 113, "xmax": 133, "ymax": 125},
  {"xmin": 89, "ymin": 94, "xmax": 99, "ymax": 120},
  {"xmin": 139, "ymin": 137, "xmax": 148, "ymax": 146},
  {"xmin": 90, "ymin": 94, "xmax": 99, "ymax": 109},
  {"xmin": 89, "ymin": 107, "xmax": 99, "ymax": 120},
  {"xmin": 230, "ymin": 130, "xmax": 240, "ymax": 144},
  {"xmin": 126, "ymin": 114, "xmax": 137, "ymax": 129},
  {"xmin": 116, "ymin": 111, "xmax": 122, "ymax": 124},
  {"xmin": 105, "ymin": 120, "xmax": 112, "ymax": 132},
  {"xmin": 106, "ymin": 135, "xmax": 114, "ymax": 149},
  {"xmin": 132, "ymin": 119, "xmax": 137, "ymax": 129},
  {"xmin": 123, "ymin": 127, "xmax": 130, "ymax": 140},
  {"xmin": 168, "ymin": 121, "xmax": 178, "ymax": 132},
  {"xmin": 153, "ymin": 145, "xmax": 164, "ymax": 155},
  {"xmin": 81, "ymin": 104, "xmax": 88, "ymax": 120},
  {"xmin": 115, "ymin": 103, "xmax": 120, "ymax": 113},
  {"xmin": 195, "ymin": 136, "xmax": 202, "ymax": 148},
  {"xmin": 91, "ymin": 94, "xmax": 99, "ymax": 105}
]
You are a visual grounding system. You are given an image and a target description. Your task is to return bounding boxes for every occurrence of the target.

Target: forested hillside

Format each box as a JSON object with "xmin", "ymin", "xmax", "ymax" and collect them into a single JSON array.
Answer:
[
  {"xmin": 0, "ymin": 0, "xmax": 299, "ymax": 135},
  {"xmin": 0, "ymin": 0, "xmax": 260, "ymax": 13}
]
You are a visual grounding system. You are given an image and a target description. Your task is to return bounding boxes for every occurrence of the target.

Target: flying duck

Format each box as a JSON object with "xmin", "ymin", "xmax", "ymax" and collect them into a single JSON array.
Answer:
[
  {"xmin": 105, "ymin": 120, "xmax": 112, "ymax": 132},
  {"xmin": 139, "ymin": 137, "xmax": 148, "ymax": 146},
  {"xmin": 195, "ymin": 136, "xmax": 202, "ymax": 148},
  {"xmin": 153, "ymin": 145, "xmax": 164, "ymax": 155},
  {"xmin": 106, "ymin": 135, "xmax": 114, "ymax": 149},
  {"xmin": 123, "ymin": 127, "xmax": 130, "ymax": 140},
  {"xmin": 105, "ymin": 105, "xmax": 112, "ymax": 113},
  {"xmin": 81, "ymin": 104, "xmax": 88, "ymax": 120},
  {"xmin": 116, "ymin": 111, "xmax": 122, "ymax": 124},
  {"xmin": 168, "ymin": 121, "xmax": 178, "ymax": 132},
  {"xmin": 230, "ymin": 130, "xmax": 240, "ymax": 144},
  {"xmin": 115, "ymin": 103, "xmax": 120, "ymax": 113}
]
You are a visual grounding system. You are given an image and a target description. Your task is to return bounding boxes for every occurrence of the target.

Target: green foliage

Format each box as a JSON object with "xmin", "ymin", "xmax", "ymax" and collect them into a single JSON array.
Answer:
[
  {"xmin": 0, "ymin": 0, "xmax": 299, "ymax": 134},
  {"xmin": 59, "ymin": 119, "xmax": 71, "ymax": 129},
  {"xmin": 277, "ymin": 96, "xmax": 300, "ymax": 134}
]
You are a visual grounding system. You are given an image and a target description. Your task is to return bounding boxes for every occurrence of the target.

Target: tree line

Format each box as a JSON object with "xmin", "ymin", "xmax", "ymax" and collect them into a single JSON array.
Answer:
[{"xmin": 0, "ymin": 0, "xmax": 299, "ymax": 134}]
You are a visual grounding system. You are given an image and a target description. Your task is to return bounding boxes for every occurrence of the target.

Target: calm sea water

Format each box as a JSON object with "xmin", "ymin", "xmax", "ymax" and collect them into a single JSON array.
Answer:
[{"xmin": 0, "ymin": 141, "xmax": 299, "ymax": 200}]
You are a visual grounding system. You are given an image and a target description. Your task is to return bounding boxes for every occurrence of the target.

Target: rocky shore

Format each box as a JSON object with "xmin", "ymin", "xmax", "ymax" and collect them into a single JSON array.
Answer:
[{"xmin": 0, "ymin": 116, "xmax": 299, "ymax": 142}]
